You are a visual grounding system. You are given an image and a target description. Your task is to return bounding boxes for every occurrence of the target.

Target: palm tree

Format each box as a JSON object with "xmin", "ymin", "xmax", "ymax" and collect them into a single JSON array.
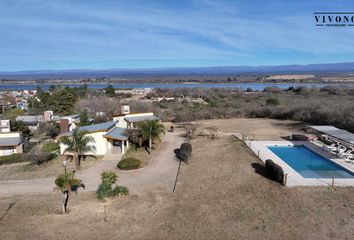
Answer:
[
  {"xmin": 137, "ymin": 120, "xmax": 165, "ymax": 150},
  {"xmin": 54, "ymin": 172, "xmax": 85, "ymax": 214},
  {"xmin": 59, "ymin": 128, "xmax": 96, "ymax": 170}
]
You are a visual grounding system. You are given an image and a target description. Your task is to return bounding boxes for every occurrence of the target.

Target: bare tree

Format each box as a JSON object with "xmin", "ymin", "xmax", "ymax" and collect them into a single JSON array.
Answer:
[
  {"xmin": 205, "ymin": 126, "xmax": 219, "ymax": 139},
  {"xmin": 75, "ymin": 96, "xmax": 121, "ymax": 118}
]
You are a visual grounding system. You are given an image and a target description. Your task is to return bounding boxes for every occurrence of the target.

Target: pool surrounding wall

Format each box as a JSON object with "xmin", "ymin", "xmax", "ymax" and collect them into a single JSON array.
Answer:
[
  {"xmin": 244, "ymin": 140, "xmax": 354, "ymax": 187},
  {"xmin": 268, "ymin": 145, "xmax": 354, "ymax": 179}
]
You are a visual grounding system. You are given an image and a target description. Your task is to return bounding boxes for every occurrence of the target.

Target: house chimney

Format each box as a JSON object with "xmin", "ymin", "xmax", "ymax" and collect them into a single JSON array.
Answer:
[
  {"xmin": 60, "ymin": 119, "xmax": 70, "ymax": 134},
  {"xmin": 43, "ymin": 111, "xmax": 53, "ymax": 122},
  {"xmin": 121, "ymin": 105, "xmax": 130, "ymax": 115}
]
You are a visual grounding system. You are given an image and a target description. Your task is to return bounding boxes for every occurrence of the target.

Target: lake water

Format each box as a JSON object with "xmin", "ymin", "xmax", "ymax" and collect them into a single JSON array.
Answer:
[{"xmin": 0, "ymin": 82, "xmax": 353, "ymax": 91}]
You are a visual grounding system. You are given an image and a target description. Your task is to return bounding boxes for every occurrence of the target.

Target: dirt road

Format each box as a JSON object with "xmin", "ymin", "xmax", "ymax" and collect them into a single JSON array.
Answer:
[{"xmin": 0, "ymin": 131, "xmax": 184, "ymax": 197}]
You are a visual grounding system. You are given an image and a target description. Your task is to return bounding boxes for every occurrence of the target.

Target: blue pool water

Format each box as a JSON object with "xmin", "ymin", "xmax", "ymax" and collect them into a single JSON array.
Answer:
[{"xmin": 267, "ymin": 145, "xmax": 354, "ymax": 178}]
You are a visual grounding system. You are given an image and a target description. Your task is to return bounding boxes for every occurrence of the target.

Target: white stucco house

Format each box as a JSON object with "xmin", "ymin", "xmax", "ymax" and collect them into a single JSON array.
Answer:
[
  {"xmin": 113, "ymin": 112, "xmax": 159, "ymax": 129},
  {"xmin": 59, "ymin": 111, "xmax": 159, "ymax": 156},
  {"xmin": 0, "ymin": 132, "xmax": 23, "ymax": 156}
]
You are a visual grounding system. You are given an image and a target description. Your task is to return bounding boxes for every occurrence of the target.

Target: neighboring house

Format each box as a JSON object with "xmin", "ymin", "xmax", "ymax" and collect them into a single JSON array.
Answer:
[
  {"xmin": 113, "ymin": 106, "xmax": 159, "ymax": 129},
  {"xmin": 59, "ymin": 114, "xmax": 80, "ymax": 134},
  {"xmin": 114, "ymin": 88, "xmax": 152, "ymax": 96},
  {"xmin": 16, "ymin": 115, "xmax": 44, "ymax": 130},
  {"xmin": 0, "ymin": 120, "xmax": 11, "ymax": 133},
  {"xmin": 43, "ymin": 111, "xmax": 53, "ymax": 122},
  {"xmin": 16, "ymin": 100, "xmax": 28, "ymax": 111},
  {"xmin": 132, "ymin": 88, "xmax": 152, "ymax": 95},
  {"xmin": 0, "ymin": 132, "xmax": 23, "ymax": 156}
]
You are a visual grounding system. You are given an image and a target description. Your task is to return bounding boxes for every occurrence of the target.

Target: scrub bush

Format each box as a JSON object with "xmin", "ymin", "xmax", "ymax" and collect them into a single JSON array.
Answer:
[
  {"xmin": 96, "ymin": 172, "xmax": 128, "ymax": 200},
  {"xmin": 265, "ymin": 159, "xmax": 284, "ymax": 183},
  {"xmin": 101, "ymin": 171, "xmax": 118, "ymax": 185},
  {"xmin": 96, "ymin": 183, "xmax": 112, "ymax": 200},
  {"xmin": 112, "ymin": 186, "xmax": 129, "ymax": 196},
  {"xmin": 23, "ymin": 152, "xmax": 57, "ymax": 165},
  {"xmin": 266, "ymin": 97, "xmax": 280, "ymax": 106},
  {"xmin": 42, "ymin": 142, "xmax": 60, "ymax": 152}
]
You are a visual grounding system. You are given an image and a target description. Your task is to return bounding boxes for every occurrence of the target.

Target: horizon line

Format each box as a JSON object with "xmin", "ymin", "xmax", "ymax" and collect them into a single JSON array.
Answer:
[{"xmin": 1, "ymin": 61, "xmax": 354, "ymax": 74}]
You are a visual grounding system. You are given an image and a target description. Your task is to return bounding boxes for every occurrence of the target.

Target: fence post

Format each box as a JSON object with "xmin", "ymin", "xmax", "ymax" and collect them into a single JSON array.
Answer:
[
  {"xmin": 257, "ymin": 150, "xmax": 260, "ymax": 158},
  {"xmin": 284, "ymin": 173, "xmax": 288, "ymax": 186},
  {"xmin": 332, "ymin": 176, "xmax": 335, "ymax": 187}
]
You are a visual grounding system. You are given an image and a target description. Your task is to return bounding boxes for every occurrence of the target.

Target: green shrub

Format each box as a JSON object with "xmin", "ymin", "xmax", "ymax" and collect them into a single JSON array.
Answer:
[
  {"xmin": 117, "ymin": 158, "xmax": 141, "ymax": 170},
  {"xmin": 101, "ymin": 171, "xmax": 118, "ymax": 185},
  {"xmin": 112, "ymin": 186, "xmax": 129, "ymax": 196},
  {"xmin": 266, "ymin": 97, "xmax": 280, "ymax": 106},
  {"xmin": 42, "ymin": 142, "xmax": 60, "ymax": 152},
  {"xmin": 96, "ymin": 183, "xmax": 112, "ymax": 200},
  {"xmin": 55, "ymin": 172, "xmax": 81, "ymax": 190},
  {"xmin": 0, "ymin": 154, "xmax": 24, "ymax": 165}
]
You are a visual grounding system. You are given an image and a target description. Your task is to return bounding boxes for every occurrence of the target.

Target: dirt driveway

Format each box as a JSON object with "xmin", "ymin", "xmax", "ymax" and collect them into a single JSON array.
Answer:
[
  {"xmin": 116, "ymin": 131, "xmax": 185, "ymax": 194},
  {"xmin": 0, "ymin": 131, "xmax": 184, "ymax": 197}
]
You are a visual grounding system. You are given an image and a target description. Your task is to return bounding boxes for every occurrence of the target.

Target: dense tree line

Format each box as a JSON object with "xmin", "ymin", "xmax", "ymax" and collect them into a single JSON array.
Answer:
[
  {"xmin": 29, "ymin": 85, "xmax": 88, "ymax": 115},
  {"xmin": 150, "ymin": 86, "xmax": 354, "ymax": 132}
]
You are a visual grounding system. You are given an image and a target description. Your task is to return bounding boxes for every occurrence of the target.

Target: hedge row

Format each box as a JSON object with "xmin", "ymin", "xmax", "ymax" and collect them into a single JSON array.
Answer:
[
  {"xmin": 0, "ymin": 154, "xmax": 25, "ymax": 165},
  {"xmin": 177, "ymin": 143, "xmax": 192, "ymax": 162},
  {"xmin": 117, "ymin": 158, "xmax": 141, "ymax": 170}
]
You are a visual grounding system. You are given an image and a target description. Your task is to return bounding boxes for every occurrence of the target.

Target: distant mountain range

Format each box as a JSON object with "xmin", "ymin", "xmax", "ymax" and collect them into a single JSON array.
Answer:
[{"xmin": 1, "ymin": 62, "xmax": 354, "ymax": 80}]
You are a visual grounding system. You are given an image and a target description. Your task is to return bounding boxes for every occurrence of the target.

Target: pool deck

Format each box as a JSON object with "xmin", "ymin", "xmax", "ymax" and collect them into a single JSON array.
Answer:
[{"xmin": 245, "ymin": 139, "xmax": 354, "ymax": 187}]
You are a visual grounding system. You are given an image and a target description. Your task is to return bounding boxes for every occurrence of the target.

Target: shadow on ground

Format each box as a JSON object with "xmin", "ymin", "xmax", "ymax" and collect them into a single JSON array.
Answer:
[{"xmin": 251, "ymin": 162, "xmax": 282, "ymax": 185}]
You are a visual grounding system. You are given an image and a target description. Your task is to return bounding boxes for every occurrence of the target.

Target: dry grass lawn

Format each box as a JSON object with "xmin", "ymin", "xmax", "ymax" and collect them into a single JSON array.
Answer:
[
  {"xmin": 121, "ymin": 138, "xmax": 163, "ymax": 168},
  {"xmin": 198, "ymin": 118, "xmax": 307, "ymax": 140},
  {"xmin": 0, "ymin": 156, "xmax": 103, "ymax": 181},
  {"xmin": 1, "ymin": 118, "xmax": 353, "ymax": 239}
]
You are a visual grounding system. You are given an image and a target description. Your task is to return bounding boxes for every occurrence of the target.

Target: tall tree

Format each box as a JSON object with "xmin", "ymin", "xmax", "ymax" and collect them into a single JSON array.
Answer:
[
  {"xmin": 76, "ymin": 84, "xmax": 88, "ymax": 98},
  {"xmin": 54, "ymin": 172, "xmax": 85, "ymax": 214},
  {"xmin": 4, "ymin": 108, "xmax": 24, "ymax": 121},
  {"xmin": 78, "ymin": 109, "xmax": 91, "ymax": 126},
  {"xmin": 105, "ymin": 85, "xmax": 116, "ymax": 97},
  {"xmin": 50, "ymin": 87, "xmax": 79, "ymax": 115},
  {"xmin": 137, "ymin": 120, "xmax": 165, "ymax": 150},
  {"xmin": 10, "ymin": 120, "xmax": 30, "ymax": 137},
  {"xmin": 48, "ymin": 85, "xmax": 57, "ymax": 92},
  {"xmin": 59, "ymin": 129, "xmax": 95, "ymax": 169}
]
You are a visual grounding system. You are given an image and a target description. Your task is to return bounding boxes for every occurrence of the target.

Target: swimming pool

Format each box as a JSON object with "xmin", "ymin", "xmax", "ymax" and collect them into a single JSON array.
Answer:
[{"xmin": 267, "ymin": 145, "xmax": 354, "ymax": 178}]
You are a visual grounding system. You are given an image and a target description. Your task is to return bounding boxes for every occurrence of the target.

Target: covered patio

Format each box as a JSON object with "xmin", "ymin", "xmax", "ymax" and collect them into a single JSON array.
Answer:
[
  {"xmin": 310, "ymin": 125, "xmax": 354, "ymax": 149},
  {"xmin": 104, "ymin": 127, "xmax": 129, "ymax": 154},
  {"xmin": 124, "ymin": 115, "xmax": 160, "ymax": 129}
]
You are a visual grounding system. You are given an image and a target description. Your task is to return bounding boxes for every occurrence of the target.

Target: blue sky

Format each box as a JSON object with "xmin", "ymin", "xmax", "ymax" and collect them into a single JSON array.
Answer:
[{"xmin": 1, "ymin": 0, "xmax": 354, "ymax": 71}]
